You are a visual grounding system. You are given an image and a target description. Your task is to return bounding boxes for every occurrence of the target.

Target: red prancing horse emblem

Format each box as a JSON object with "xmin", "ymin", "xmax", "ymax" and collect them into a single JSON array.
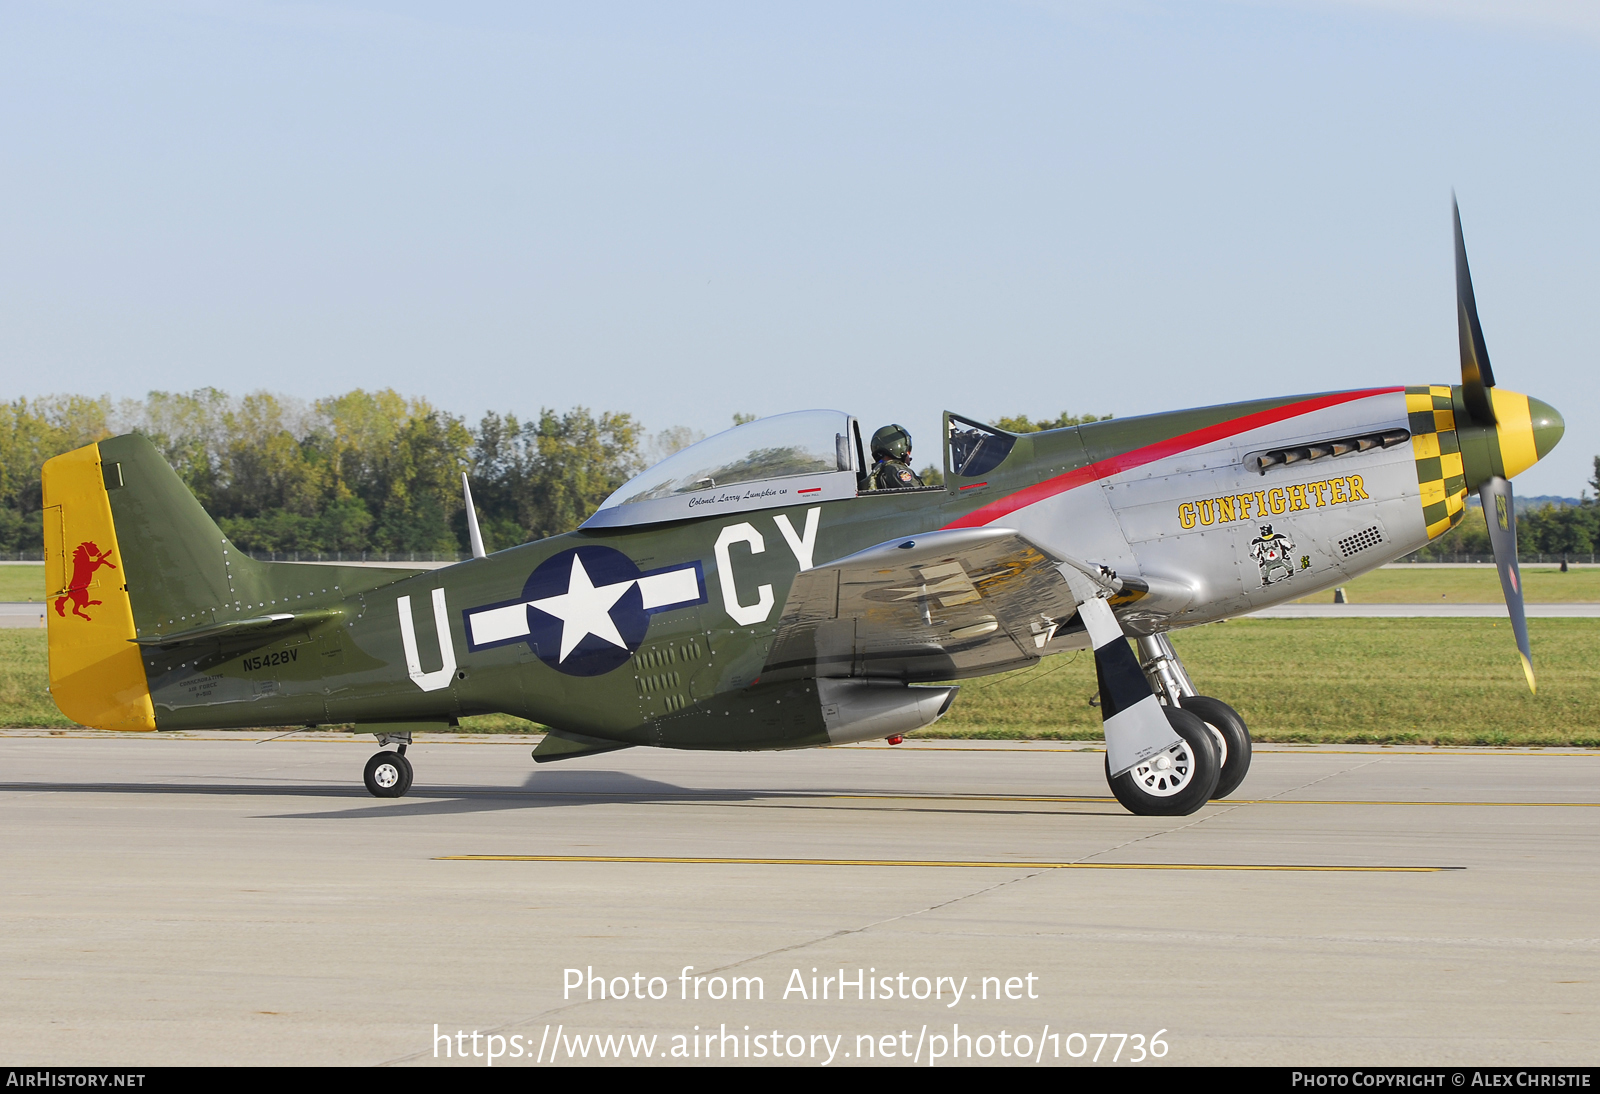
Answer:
[{"xmin": 55, "ymin": 541, "xmax": 118, "ymax": 622}]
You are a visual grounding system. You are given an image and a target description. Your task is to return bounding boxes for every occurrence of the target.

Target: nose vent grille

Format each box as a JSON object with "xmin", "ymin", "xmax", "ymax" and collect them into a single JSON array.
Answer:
[{"xmin": 1338, "ymin": 525, "xmax": 1385, "ymax": 557}]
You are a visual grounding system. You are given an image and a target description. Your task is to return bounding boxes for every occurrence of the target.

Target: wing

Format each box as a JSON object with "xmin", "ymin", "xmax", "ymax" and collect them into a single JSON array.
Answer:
[{"xmin": 760, "ymin": 526, "xmax": 1110, "ymax": 683}]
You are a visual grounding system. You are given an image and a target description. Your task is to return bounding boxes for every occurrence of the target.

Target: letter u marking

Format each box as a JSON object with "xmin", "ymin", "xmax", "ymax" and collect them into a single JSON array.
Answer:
[{"xmin": 398, "ymin": 588, "xmax": 457, "ymax": 692}]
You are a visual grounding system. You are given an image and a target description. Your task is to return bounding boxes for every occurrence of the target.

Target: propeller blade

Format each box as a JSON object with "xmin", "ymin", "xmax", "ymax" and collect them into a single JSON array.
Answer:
[
  {"xmin": 1454, "ymin": 198, "xmax": 1497, "ymax": 426},
  {"xmin": 1478, "ymin": 475, "xmax": 1535, "ymax": 692}
]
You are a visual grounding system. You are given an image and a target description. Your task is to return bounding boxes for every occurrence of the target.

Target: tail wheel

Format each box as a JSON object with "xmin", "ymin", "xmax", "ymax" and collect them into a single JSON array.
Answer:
[
  {"xmin": 1178, "ymin": 695, "xmax": 1252, "ymax": 800},
  {"xmin": 1106, "ymin": 707, "xmax": 1220, "ymax": 816},
  {"xmin": 364, "ymin": 751, "xmax": 413, "ymax": 798}
]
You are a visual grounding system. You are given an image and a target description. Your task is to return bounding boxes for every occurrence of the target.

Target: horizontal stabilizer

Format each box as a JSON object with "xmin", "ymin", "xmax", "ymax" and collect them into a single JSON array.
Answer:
[{"xmin": 130, "ymin": 608, "xmax": 344, "ymax": 650}]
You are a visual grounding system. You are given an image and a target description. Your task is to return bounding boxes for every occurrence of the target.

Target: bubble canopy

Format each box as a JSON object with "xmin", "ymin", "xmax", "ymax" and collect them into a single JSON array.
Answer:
[{"xmin": 582, "ymin": 410, "xmax": 861, "ymax": 529}]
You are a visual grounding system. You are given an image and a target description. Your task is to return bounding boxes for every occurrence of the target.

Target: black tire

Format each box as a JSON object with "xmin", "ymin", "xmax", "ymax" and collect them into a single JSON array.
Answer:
[
  {"xmin": 364, "ymin": 751, "xmax": 412, "ymax": 798},
  {"xmin": 1106, "ymin": 707, "xmax": 1220, "ymax": 816},
  {"xmin": 1178, "ymin": 695, "xmax": 1252, "ymax": 800}
]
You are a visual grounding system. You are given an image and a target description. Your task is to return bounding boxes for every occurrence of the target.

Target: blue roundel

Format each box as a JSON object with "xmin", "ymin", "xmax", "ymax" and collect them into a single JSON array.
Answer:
[
  {"xmin": 462, "ymin": 545, "xmax": 707, "ymax": 678},
  {"xmin": 522, "ymin": 546, "xmax": 649, "ymax": 677}
]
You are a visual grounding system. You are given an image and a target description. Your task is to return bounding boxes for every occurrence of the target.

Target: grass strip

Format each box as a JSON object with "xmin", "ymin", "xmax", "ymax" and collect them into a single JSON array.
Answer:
[
  {"xmin": 1294, "ymin": 565, "xmax": 1600, "ymax": 604},
  {"xmin": 0, "ymin": 565, "xmax": 44, "ymax": 602},
  {"xmin": 926, "ymin": 618, "xmax": 1600, "ymax": 746}
]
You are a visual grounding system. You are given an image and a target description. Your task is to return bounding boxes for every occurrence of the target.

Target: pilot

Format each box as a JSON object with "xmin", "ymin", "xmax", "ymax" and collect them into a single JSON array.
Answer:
[{"xmin": 865, "ymin": 424, "xmax": 924, "ymax": 490}]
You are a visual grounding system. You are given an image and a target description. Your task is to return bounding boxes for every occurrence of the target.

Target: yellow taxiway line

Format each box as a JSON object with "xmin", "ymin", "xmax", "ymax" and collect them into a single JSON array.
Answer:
[{"xmin": 435, "ymin": 854, "xmax": 1453, "ymax": 872}]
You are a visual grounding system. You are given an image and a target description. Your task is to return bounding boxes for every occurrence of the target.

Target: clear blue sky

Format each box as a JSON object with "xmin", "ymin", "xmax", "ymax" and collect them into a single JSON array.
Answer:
[{"xmin": 3, "ymin": 1, "xmax": 1595, "ymax": 495}]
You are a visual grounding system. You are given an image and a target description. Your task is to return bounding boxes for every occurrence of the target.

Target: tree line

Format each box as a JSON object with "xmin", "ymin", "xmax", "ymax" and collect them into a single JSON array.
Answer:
[
  {"xmin": 0, "ymin": 392, "xmax": 1591, "ymax": 560},
  {"xmin": 0, "ymin": 390, "xmax": 646, "ymax": 558},
  {"xmin": 1409, "ymin": 461, "xmax": 1600, "ymax": 561}
]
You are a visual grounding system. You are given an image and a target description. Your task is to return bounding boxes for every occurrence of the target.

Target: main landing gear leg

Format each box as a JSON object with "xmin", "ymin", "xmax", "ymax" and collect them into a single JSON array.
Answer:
[
  {"xmin": 1136, "ymin": 633, "xmax": 1252, "ymax": 799},
  {"xmin": 364, "ymin": 732, "xmax": 414, "ymax": 798}
]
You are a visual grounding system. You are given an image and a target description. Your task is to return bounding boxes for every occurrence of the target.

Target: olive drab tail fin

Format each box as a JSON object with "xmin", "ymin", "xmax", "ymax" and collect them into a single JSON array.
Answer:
[
  {"xmin": 43, "ymin": 433, "xmax": 430, "ymax": 731},
  {"xmin": 43, "ymin": 432, "xmax": 284, "ymax": 730},
  {"xmin": 41, "ymin": 443, "xmax": 156, "ymax": 730}
]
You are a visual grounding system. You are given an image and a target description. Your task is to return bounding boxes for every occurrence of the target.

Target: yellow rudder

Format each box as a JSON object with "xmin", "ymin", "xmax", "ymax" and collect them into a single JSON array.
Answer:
[{"xmin": 41, "ymin": 444, "xmax": 156, "ymax": 731}]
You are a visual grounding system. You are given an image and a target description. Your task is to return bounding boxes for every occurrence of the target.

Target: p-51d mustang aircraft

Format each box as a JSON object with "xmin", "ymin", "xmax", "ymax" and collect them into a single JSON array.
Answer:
[{"xmin": 42, "ymin": 205, "xmax": 1563, "ymax": 815}]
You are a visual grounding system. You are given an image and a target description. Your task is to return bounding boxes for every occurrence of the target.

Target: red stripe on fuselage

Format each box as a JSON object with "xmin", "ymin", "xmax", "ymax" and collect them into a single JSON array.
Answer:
[{"xmin": 941, "ymin": 387, "xmax": 1404, "ymax": 530}]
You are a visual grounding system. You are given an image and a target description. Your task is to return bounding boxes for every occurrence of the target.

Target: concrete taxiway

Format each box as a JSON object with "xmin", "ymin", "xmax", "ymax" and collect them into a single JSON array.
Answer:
[
  {"xmin": 0, "ymin": 602, "xmax": 45, "ymax": 627},
  {"xmin": 1, "ymin": 732, "xmax": 1596, "ymax": 1066}
]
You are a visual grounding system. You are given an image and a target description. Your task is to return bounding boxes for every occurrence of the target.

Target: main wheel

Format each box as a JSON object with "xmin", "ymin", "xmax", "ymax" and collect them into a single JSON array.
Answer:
[
  {"xmin": 1178, "ymin": 695, "xmax": 1252, "ymax": 800},
  {"xmin": 1106, "ymin": 707, "xmax": 1220, "ymax": 816},
  {"xmin": 364, "ymin": 751, "xmax": 413, "ymax": 798}
]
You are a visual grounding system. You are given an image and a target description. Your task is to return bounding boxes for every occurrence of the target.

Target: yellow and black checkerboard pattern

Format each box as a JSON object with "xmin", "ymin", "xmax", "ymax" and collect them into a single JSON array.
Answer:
[{"xmin": 1405, "ymin": 385, "xmax": 1468, "ymax": 539}]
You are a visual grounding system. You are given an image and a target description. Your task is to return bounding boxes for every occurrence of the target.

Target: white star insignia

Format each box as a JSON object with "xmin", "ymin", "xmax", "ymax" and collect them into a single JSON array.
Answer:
[{"xmin": 528, "ymin": 555, "xmax": 636, "ymax": 662}]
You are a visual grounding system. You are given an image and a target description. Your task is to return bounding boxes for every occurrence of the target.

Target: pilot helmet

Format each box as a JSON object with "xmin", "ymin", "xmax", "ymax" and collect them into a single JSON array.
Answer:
[{"xmin": 871, "ymin": 424, "xmax": 913, "ymax": 461}]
